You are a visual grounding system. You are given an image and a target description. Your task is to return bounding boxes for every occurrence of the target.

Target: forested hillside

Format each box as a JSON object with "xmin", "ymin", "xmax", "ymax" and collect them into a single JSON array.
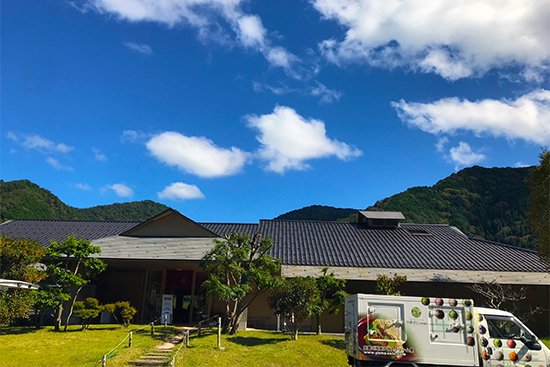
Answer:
[
  {"xmin": 275, "ymin": 205, "xmax": 357, "ymax": 221},
  {"xmin": 277, "ymin": 166, "xmax": 535, "ymax": 249},
  {"xmin": 0, "ymin": 180, "xmax": 167, "ymax": 222}
]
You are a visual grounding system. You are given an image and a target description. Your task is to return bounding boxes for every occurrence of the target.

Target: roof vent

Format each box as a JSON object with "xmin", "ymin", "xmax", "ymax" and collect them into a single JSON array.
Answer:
[
  {"xmin": 406, "ymin": 228, "xmax": 431, "ymax": 236},
  {"xmin": 357, "ymin": 211, "xmax": 405, "ymax": 229}
]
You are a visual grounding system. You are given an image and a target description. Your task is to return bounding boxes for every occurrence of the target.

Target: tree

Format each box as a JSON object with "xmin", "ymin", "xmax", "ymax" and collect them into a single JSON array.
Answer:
[
  {"xmin": 314, "ymin": 268, "xmax": 347, "ymax": 334},
  {"xmin": 527, "ymin": 150, "xmax": 550, "ymax": 266},
  {"xmin": 269, "ymin": 276, "xmax": 320, "ymax": 340},
  {"xmin": 0, "ymin": 236, "xmax": 46, "ymax": 326},
  {"xmin": 45, "ymin": 235, "xmax": 106, "ymax": 331},
  {"xmin": 374, "ymin": 273, "xmax": 407, "ymax": 296},
  {"xmin": 74, "ymin": 297, "xmax": 101, "ymax": 330},
  {"xmin": 467, "ymin": 280, "xmax": 540, "ymax": 323},
  {"xmin": 102, "ymin": 301, "xmax": 137, "ymax": 327},
  {"xmin": 201, "ymin": 233, "xmax": 280, "ymax": 335}
]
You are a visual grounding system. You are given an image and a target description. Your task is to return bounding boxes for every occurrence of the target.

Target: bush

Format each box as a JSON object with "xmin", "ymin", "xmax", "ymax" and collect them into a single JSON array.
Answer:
[
  {"xmin": 74, "ymin": 298, "xmax": 101, "ymax": 329},
  {"xmin": 116, "ymin": 301, "xmax": 137, "ymax": 327},
  {"xmin": 102, "ymin": 301, "xmax": 137, "ymax": 327},
  {"xmin": 375, "ymin": 273, "xmax": 407, "ymax": 296}
]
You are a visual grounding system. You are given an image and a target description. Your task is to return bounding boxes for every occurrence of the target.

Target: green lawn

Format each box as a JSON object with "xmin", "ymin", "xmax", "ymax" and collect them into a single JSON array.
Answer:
[
  {"xmin": 0, "ymin": 324, "xmax": 176, "ymax": 367},
  {"xmin": 0, "ymin": 326, "xmax": 546, "ymax": 367},
  {"xmin": 175, "ymin": 330, "xmax": 347, "ymax": 367}
]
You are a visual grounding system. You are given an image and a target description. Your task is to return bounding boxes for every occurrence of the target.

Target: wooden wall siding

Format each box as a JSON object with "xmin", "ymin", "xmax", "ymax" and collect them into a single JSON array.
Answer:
[{"xmin": 281, "ymin": 265, "xmax": 550, "ymax": 285}]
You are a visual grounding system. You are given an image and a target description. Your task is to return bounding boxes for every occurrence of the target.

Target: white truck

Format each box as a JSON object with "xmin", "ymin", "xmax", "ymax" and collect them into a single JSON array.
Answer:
[{"xmin": 345, "ymin": 294, "xmax": 549, "ymax": 367}]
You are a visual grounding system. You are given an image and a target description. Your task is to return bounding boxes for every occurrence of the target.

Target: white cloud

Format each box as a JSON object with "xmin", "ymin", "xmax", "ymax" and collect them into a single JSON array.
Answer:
[
  {"xmin": 92, "ymin": 148, "xmax": 108, "ymax": 161},
  {"xmin": 22, "ymin": 134, "xmax": 73, "ymax": 153},
  {"xmin": 121, "ymin": 129, "xmax": 149, "ymax": 143},
  {"xmin": 392, "ymin": 90, "xmax": 550, "ymax": 145},
  {"xmin": 86, "ymin": 0, "xmax": 298, "ymax": 73},
  {"xmin": 107, "ymin": 183, "xmax": 134, "ymax": 198},
  {"xmin": 46, "ymin": 157, "xmax": 74, "ymax": 171},
  {"xmin": 435, "ymin": 137, "xmax": 449, "ymax": 152},
  {"xmin": 246, "ymin": 106, "xmax": 362, "ymax": 173},
  {"xmin": 124, "ymin": 41, "xmax": 153, "ymax": 55},
  {"xmin": 6, "ymin": 131, "xmax": 18, "ymax": 141},
  {"xmin": 309, "ymin": 82, "xmax": 342, "ymax": 104},
  {"xmin": 157, "ymin": 182, "xmax": 205, "ymax": 200},
  {"xmin": 237, "ymin": 15, "xmax": 265, "ymax": 48},
  {"xmin": 252, "ymin": 81, "xmax": 294, "ymax": 96},
  {"xmin": 449, "ymin": 142, "xmax": 486, "ymax": 168},
  {"xmin": 146, "ymin": 132, "xmax": 248, "ymax": 178},
  {"xmin": 313, "ymin": 0, "xmax": 550, "ymax": 80},
  {"xmin": 75, "ymin": 183, "xmax": 92, "ymax": 191},
  {"xmin": 252, "ymin": 81, "xmax": 341, "ymax": 104},
  {"xmin": 514, "ymin": 162, "xmax": 530, "ymax": 168}
]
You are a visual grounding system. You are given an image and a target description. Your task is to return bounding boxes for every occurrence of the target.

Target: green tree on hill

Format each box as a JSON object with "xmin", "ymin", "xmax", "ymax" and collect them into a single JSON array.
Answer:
[{"xmin": 527, "ymin": 150, "xmax": 550, "ymax": 264}]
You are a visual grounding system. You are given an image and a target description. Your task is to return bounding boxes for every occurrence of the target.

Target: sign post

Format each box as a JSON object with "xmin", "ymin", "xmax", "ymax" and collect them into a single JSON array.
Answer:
[{"xmin": 161, "ymin": 294, "xmax": 173, "ymax": 324}]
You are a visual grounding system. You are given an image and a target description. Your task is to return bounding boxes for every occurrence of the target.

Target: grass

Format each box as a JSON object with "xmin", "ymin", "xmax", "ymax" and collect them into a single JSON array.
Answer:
[
  {"xmin": 0, "ymin": 324, "xmax": 176, "ymax": 367},
  {"xmin": 0, "ymin": 326, "xmax": 546, "ymax": 367},
  {"xmin": 175, "ymin": 330, "xmax": 347, "ymax": 367}
]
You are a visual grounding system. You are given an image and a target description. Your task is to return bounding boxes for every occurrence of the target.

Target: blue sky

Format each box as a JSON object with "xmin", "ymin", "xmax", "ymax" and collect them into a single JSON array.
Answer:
[{"xmin": 1, "ymin": 0, "xmax": 549, "ymax": 222}]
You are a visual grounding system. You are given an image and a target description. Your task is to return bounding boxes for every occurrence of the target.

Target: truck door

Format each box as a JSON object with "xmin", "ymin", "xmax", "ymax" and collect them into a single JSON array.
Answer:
[{"xmin": 481, "ymin": 314, "xmax": 546, "ymax": 366}]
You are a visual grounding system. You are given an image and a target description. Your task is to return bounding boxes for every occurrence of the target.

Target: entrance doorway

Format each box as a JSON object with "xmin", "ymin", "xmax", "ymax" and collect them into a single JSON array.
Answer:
[{"xmin": 165, "ymin": 270, "xmax": 193, "ymax": 324}]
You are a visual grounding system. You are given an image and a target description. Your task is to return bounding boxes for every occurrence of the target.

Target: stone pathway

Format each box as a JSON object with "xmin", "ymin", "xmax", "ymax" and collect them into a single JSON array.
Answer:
[{"xmin": 129, "ymin": 327, "xmax": 196, "ymax": 367}]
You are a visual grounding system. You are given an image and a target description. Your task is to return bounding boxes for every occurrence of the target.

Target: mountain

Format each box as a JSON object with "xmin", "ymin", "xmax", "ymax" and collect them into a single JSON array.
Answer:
[
  {"xmin": 276, "ymin": 166, "xmax": 535, "ymax": 249},
  {"xmin": 0, "ymin": 180, "xmax": 168, "ymax": 222},
  {"xmin": 275, "ymin": 205, "xmax": 357, "ymax": 221}
]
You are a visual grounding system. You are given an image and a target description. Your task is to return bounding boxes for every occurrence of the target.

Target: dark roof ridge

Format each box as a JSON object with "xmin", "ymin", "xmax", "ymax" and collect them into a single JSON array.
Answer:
[
  {"xmin": 261, "ymin": 219, "xmax": 353, "ymax": 224},
  {"xmin": 401, "ymin": 223, "xmax": 450, "ymax": 227},
  {"xmin": 0, "ymin": 218, "xmax": 140, "ymax": 224},
  {"xmin": 199, "ymin": 222, "xmax": 258, "ymax": 225},
  {"xmin": 468, "ymin": 237, "xmax": 539, "ymax": 254}
]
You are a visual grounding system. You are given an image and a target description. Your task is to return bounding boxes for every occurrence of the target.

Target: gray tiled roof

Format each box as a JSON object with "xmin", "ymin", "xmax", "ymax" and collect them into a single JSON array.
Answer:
[
  {"xmin": 1, "ymin": 218, "xmax": 546, "ymax": 273},
  {"xmin": 92, "ymin": 236, "xmax": 216, "ymax": 260},
  {"xmin": 0, "ymin": 220, "xmax": 140, "ymax": 246},
  {"xmin": 260, "ymin": 220, "xmax": 546, "ymax": 273},
  {"xmin": 201, "ymin": 223, "xmax": 259, "ymax": 237}
]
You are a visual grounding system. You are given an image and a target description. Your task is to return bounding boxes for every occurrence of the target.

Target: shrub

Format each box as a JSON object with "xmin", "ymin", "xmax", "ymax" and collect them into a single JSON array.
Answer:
[
  {"xmin": 116, "ymin": 301, "xmax": 137, "ymax": 327},
  {"xmin": 374, "ymin": 273, "xmax": 407, "ymax": 296},
  {"xmin": 102, "ymin": 301, "xmax": 137, "ymax": 327},
  {"xmin": 74, "ymin": 298, "xmax": 101, "ymax": 330}
]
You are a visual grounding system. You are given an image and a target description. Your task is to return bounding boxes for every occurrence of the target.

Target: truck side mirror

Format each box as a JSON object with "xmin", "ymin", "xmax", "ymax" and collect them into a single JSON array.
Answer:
[
  {"xmin": 528, "ymin": 340, "xmax": 542, "ymax": 351},
  {"xmin": 520, "ymin": 336, "xmax": 542, "ymax": 351}
]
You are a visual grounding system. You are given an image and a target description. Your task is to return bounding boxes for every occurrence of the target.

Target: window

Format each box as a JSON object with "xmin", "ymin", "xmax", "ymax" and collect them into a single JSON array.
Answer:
[{"xmin": 485, "ymin": 316, "xmax": 528, "ymax": 339}]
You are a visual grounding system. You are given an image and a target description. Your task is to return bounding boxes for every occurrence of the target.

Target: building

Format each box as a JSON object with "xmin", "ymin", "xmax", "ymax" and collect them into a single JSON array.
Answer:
[{"xmin": 1, "ymin": 208, "xmax": 549, "ymax": 335}]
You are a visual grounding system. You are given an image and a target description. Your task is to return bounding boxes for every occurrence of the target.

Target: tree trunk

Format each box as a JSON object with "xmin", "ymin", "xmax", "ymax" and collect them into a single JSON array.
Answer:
[
  {"xmin": 63, "ymin": 286, "xmax": 83, "ymax": 331},
  {"xmin": 316, "ymin": 314, "xmax": 322, "ymax": 335},
  {"xmin": 54, "ymin": 304, "xmax": 63, "ymax": 332},
  {"xmin": 293, "ymin": 328, "xmax": 298, "ymax": 340}
]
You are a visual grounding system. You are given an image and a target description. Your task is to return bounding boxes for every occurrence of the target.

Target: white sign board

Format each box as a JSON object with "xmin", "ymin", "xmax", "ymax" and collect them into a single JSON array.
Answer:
[{"xmin": 161, "ymin": 294, "xmax": 173, "ymax": 324}]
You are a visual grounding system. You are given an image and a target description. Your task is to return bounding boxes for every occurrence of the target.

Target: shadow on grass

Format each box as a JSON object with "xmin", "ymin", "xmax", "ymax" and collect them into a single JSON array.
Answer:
[
  {"xmin": 0, "ymin": 326, "xmax": 40, "ymax": 335},
  {"xmin": 228, "ymin": 336, "xmax": 286, "ymax": 347},
  {"xmin": 320, "ymin": 339, "xmax": 346, "ymax": 350},
  {"xmin": 59, "ymin": 325, "xmax": 122, "ymax": 333},
  {"xmin": 134, "ymin": 327, "xmax": 177, "ymax": 341}
]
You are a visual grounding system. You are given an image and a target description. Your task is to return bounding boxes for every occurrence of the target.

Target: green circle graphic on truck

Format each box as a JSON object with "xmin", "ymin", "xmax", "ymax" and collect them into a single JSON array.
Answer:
[{"xmin": 411, "ymin": 307, "xmax": 422, "ymax": 318}]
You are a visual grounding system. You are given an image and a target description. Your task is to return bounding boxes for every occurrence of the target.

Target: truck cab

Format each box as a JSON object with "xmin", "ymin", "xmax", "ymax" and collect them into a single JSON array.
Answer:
[{"xmin": 475, "ymin": 307, "xmax": 550, "ymax": 367}]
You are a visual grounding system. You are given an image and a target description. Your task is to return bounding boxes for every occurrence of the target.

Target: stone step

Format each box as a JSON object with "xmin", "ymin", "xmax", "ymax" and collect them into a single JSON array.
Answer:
[
  {"xmin": 129, "ymin": 359, "xmax": 168, "ymax": 366},
  {"xmin": 141, "ymin": 356, "xmax": 168, "ymax": 360}
]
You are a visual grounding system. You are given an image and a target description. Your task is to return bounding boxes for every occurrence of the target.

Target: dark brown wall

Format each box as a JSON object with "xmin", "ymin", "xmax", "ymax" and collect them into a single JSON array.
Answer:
[{"xmin": 95, "ymin": 268, "xmax": 145, "ymax": 310}]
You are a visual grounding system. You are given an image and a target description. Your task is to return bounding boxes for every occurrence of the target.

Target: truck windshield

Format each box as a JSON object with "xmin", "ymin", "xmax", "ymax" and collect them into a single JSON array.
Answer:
[{"xmin": 485, "ymin": 315, "xmax": 529, "ymax": 339}]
